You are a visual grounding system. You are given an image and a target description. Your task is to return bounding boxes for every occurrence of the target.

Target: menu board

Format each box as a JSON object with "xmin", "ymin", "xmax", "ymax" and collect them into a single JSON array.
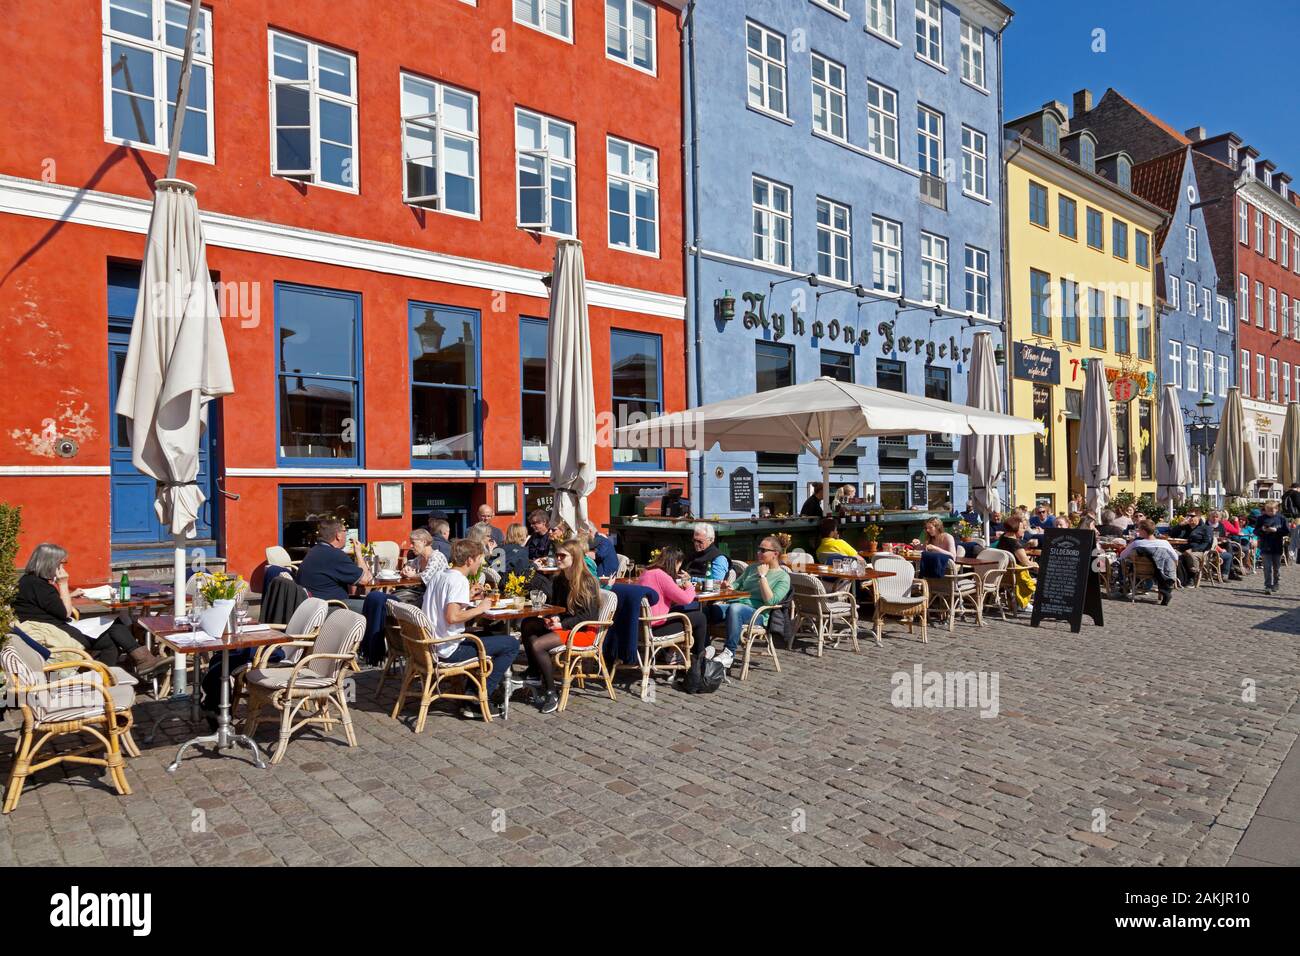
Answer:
[
  {"xmin": 729, "ymin": 467, "xmax": 755, "ymax": 512},
  {"xmin": 1030, "ymin": 528, "xmax": 1103, "ymax": 633}
]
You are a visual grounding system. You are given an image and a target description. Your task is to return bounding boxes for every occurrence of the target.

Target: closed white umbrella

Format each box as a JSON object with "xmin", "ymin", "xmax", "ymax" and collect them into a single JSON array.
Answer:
[
  {"xmin": 545, "ymin": 240, "xmax": 597, "ymax": 531},
  {"xmin": 1279, "ymin": 402, "xmax": 1300, "ymax": 489},
  {"xmin": 1156, "ymin": 384, "xmax": 1193, "ymax": 520},
  {"xmin": 1076, "ymin": 359, "xmax": 1117, "ymax": 514},
  {"xmin": 614, "ymin": 375, "xmax": 1042, "ymax": 502},
  {"xmin": 956, "ymin": 331, "xmax": 1006, "ymax": 539},
  {"xmin": 1209, "ymin": 387, "xmax": 1257, "ymax": 497}
]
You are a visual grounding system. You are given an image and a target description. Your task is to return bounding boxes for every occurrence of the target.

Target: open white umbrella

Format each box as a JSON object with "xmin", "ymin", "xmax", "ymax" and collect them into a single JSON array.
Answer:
[
  {"xmin": 956, "ymin": 331, "xmax": 1006, "ymax": 539},
  {"xmin": 614, "ymin": 375, "xmax": 1042, "ymax": 503},
  {"xmin": 1209, "ymin": 387, "xmax": 1257, "ymax": 497},
  {"xmin": 1279, "ymin": 402, "xmax": 1300, "ymax": 489},
  {"xmin": 545, "ymin": 240, "xmax": 597, "ymax": 531},
  {"xmin": 1156, "ymin": 384, "xmax": 1192, "ymax": 520},
  {"xmin": 1076, "ymin": 359, "xmax": 1118, "ymax": 514}
]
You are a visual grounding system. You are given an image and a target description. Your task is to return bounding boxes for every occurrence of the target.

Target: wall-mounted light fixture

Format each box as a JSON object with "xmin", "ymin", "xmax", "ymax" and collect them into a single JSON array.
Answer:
[{"xmin": 714, "ymin": 289, "xmax": 736, "ymax": 321}]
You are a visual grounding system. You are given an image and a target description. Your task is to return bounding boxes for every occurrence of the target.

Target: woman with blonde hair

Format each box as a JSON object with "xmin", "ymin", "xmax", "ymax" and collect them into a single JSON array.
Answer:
[
  {"xmin": 994, "ymin": 514, "xmax": 1038, "ymax": 611},
  {"xmin": 501, "ymin": 522, "xmax": 531, "ymax": 577},
  {"xmin": 518, "ymin": 540, "xmax": 602, "ymax": 714}
]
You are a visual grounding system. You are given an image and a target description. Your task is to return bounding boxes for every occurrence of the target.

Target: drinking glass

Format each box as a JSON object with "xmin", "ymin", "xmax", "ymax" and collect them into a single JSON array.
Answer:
[{"xmin": 529, "ymin": 589, "xmax": 546, "ymax": 610}]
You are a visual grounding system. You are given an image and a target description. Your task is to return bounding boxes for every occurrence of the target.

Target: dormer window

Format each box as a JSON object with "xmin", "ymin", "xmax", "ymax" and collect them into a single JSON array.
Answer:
[
  {"xmin": 1079, "ymin": 134, "xmax": 1095, "ymax": 173},
  {"xmin": 1244, "ymin": 156, "xmax": 1256, "ymax": 177},
  {"xmin": 1117, "ymin": 155, "xmax": 1131, "ymax": 191},
  {"xmin": 1229, "ymin": 146, "xmax": 1238, "ymax": 167},
  {"xmin": 1043, "ymin": 114, "xmax": 1060, "ymax": 151}
]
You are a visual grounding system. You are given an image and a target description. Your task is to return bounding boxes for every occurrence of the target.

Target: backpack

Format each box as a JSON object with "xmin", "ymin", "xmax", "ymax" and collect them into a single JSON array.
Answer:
[{"xmin": 681, "ymin": 646, "xmax": 725, "ymax": 694}]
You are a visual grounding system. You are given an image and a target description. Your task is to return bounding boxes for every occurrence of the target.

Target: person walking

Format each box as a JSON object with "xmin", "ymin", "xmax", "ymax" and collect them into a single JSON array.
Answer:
[
  {"xmin": 1282, "ymin": 482, "xmax": 1300, "ymax": 561},
  {"xmin": 1256, "ymin": 499, "xmax": 1288, "ymax": 593}
]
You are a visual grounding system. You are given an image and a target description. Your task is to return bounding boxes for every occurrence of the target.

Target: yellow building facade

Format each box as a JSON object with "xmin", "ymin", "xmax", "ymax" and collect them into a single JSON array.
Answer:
[{"xmin": 1004, "ymin": 118, "xmax": 1167, "ymax": 514}]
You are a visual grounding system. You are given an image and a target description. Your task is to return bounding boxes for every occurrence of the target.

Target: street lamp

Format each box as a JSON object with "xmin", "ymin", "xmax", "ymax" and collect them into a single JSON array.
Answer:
[{"xmin": 1184, "ymin": 392, "xmax": 1219, "ymax": 507}]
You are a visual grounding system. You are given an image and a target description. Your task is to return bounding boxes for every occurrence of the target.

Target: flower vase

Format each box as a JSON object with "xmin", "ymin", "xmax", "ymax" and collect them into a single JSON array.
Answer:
[
  {"xmin": 864, "ymin": 541, "xmax": 877, "ymax": 557},
  {"xmin": 199, "ymin": 599, "xmax": 236, "ymax": 638}
]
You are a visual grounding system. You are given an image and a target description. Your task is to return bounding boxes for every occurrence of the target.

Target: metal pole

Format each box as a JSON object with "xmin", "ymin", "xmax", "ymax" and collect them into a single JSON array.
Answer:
[{"xmin": 164, "ymin": 0, "xmax": 203, "ymax": 178}]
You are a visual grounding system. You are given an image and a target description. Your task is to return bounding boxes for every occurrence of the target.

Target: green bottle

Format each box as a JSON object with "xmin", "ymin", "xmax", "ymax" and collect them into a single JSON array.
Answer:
[{"xmin": 119, "ymin": 571, "xmax": 131, "ymax": 602}]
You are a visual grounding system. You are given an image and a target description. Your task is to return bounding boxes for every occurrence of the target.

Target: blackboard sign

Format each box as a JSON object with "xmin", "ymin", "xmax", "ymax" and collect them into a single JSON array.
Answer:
[
  {"xmin": 729, "ymin": 467, "xmax": 755, "ymax": 512},
  {"xmin": 1013, "ymin": 341, "xmax": 1061, "ymax": 385},
  {"xmin": 910, "ymin": 469, "xmax": 928, "ymax": 508},
  {"xmin": 1030, "ymin": 528, "xmax": 1103, "ymax": 633}
]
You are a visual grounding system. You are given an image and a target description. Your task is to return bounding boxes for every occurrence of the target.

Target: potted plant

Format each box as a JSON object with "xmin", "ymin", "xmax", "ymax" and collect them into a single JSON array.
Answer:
[
  {"xmin": 955, "ymin": 519, "xmax": 976, "ymax": 542},
  {"xmin": 861, "ymin": 523, "xmax": 881, "ymax": 556},
  {"xmin": 195, "ymin": 571, "xmax": 246, "ymax": 638},
  {"xmin": 0, "ymin": 503, "xmax": 21, "ymax": 706}
]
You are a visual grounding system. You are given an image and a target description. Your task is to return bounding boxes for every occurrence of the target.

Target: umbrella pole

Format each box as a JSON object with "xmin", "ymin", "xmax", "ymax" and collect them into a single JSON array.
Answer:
[
  {"xmin": 172, "ymin": 534, "xmax": 188, "ymax": 693},
  {"xmin": 821, "ymin": 454, "xmax": 831, "ymax": 518}
]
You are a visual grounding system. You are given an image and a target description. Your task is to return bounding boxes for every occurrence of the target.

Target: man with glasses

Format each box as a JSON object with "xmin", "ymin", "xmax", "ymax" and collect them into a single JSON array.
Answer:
[
  {"xmin": 709, "ymin": 536, "xmax": 790, "ymax": 670},
  {"xmin": 684, "ymin": 522, "xmax": 729, "ymax": 581}
]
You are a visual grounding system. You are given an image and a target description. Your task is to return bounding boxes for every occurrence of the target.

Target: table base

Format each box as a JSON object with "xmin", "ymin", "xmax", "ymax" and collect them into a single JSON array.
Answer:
[{"xmin": 165, "ymin": 646, "xmax": 267, "ymax": 772}]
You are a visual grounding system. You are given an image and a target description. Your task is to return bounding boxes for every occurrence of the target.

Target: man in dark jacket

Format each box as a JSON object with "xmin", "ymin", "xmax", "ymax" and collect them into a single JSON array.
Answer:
[
  {"xmin": 526, "ymin": 509, "xmax": 553, "ymax": 561},
  {"xmin": 799, "ymin": 486, "xmax": 824, "ymax": 518}
]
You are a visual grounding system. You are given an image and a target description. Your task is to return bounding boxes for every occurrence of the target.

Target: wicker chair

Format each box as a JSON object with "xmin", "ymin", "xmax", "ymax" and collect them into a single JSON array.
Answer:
[
  {"xmin": 1123, "ymin": 553, "xmax": 1162, "ymax": 602},
  {"xmin": 626, "ymin": 598, "xmax": 694, "ymax": 700},
  {"xmin": 926, "ymin": 567, "xmax": 981, "ymax": 631},
  {"xmin": 386, "ymin": 601, "xmax": 494, "ymax": 729},
  {"xmin": 241, "ymin": 609, "xmax": 364, "ymax": 764},
  {"xmin": 970, "ymin": 549, "xmax": 1012, "ymax": 622},
  {"xmin": 870, "ymin": 554, "xmax": 929, "ymax": 646},
  {"xmin": 614, "ymin": 554, "xmax": 633, "ymax": 580},
  {"xmin": 370, "ymin": 540, "xmax": 401, "ymax": 572},
  {"xmin": 1, "ymin": 637, "xmax": 139, "ymax": 813},
  {"xmin": 788, "ymin": 571, "xmax": 858, "ymax": 655},
  {"xmin": 1202, "ymin": 548, "xmax": 1225, "ymax": 584},
  {"xmin": 234, "ymin": 597, "xmax": 329, "ymax": 712},
  {"xmin": 550, "ymin": 589, "xmax": 618, "ymax": 711},
  {"xmin": 265, "ymin": 545, "xmax": 301, "ymax": 573},
  {"xmin": 735, "ymin": 600, "xmax": 787, "ymax": 680}
]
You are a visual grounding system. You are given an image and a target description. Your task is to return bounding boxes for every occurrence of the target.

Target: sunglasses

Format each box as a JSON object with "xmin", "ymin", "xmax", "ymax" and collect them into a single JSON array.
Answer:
[{"xmin": 756, "ymin": 547, "xmax": 777, "ymax": 554}]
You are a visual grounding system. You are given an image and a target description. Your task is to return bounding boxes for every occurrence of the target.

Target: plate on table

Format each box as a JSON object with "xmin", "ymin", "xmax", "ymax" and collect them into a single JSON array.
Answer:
[{"xmin": 376, "ymin": 571, "xmax": 401, "ymax": 581}]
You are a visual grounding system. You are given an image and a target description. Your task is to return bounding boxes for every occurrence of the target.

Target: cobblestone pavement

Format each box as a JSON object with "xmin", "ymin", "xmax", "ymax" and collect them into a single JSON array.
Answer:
[{"xmin": 2, "ymin": 571, "xmax": 1298, "ymax": 867}]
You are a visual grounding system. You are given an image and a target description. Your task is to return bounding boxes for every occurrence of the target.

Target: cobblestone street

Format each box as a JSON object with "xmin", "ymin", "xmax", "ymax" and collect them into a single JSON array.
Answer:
[{"xmin": 2, "ymin": 573, "xmax": 1298, "ymax": 867}]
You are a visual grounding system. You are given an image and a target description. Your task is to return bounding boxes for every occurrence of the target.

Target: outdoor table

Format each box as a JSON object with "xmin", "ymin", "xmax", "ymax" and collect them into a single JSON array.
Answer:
[
  {"xmin": 141, "ymin": 615, "xmax": 292, "ymax": 772},
  {"xmin": 691, "ymin": 588, "xmax": 752, "ymax": 603},
  {"xmin": 473, "ymin": 602, "xmax": 565, "ymax": 720},
  {"xmin": 365, "ymin": 574, "xmax": 423, "ymax": 592}
]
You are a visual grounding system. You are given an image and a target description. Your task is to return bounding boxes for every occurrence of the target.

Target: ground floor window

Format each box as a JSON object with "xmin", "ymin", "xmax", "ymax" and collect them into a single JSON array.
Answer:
[
  {"xmin": 1035, "ymin": 493, "xmax": 1055, "ymax": 511},
  {"xmin": 276, "ymin": 283, "xmax": 361, "ymax": 465},
  {"xmin": 524, "ymin": 485, "xmax": 555, "ymax": 518},
  {"xmin": 928, "ymin": 482, "xmax": 953, "ymax": 511},
  {"xmin": 879, "ymin": 482, "xmax": 908, "ymax": 510},
  {"xmin": 280, "ymin": 485, "xmax": 364, "ymax": 560},
  {"xmin": 758, "ymin": 482, "xmax": 795, "ymax": 518}
]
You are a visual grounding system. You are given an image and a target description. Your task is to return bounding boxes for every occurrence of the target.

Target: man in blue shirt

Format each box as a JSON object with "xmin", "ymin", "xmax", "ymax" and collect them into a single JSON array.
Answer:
[
  {"xmin": 582, "ymin": 521, "xmax": 620, "ymax": 577},
  {"xmin": 425, "ymin": 516, "xmax": 452, "ymax": 561},
  {"xmin": 298, "ymin": 518, "xmax": 372, "ymax": 610}
]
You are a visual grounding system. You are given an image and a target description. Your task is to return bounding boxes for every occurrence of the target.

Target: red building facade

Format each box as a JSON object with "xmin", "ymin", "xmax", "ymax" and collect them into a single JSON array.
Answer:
[{"xmin": 0, "ymin": 0, "xmax": 687, "ymax": 580}]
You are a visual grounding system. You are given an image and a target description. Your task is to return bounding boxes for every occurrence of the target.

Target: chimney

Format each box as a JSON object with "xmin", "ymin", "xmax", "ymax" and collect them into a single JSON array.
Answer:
[
  {"xmin": 1072, "ymin": 89, "xmax": 1093, "ymax": 117},
  {"xmin": 1184, "ymin": 126, "xmax": 1206, "ymax": 143}
]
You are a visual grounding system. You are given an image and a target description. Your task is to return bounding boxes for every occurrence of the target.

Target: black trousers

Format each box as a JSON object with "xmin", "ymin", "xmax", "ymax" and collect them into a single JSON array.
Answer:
[
  {"xmin": 655, "ymin": 609, "xmax": 709, "ymax": 654},
  {"xmin": 75, "ymin": 620, "xmax": 138, "ymax": 667}
]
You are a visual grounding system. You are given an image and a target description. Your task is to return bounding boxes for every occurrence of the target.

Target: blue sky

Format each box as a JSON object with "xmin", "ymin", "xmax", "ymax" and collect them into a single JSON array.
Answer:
[{"xmin": 1003, "ymin": 0, "xmax": 1299, "ymax": 169}]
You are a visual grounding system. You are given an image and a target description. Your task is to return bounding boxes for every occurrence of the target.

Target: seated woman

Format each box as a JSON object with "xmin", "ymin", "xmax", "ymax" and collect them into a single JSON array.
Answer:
[
  {"xmin": 994, "ymin": 515, "xmax": 1038, "ymax": 611},
  {"xmin": 500, "ymin": 523, "xmax": 534, "ymax": 578},
  {"xmin": 12, "ymin": 543, "xmax": 168, "ymax": 675},
  {"xmin": 518, "ymin": 541, "xmax": 602, "ymax": 715},
  {"xmin": 636, "ymin": 546, "xmax": 708, "ymax": 655},
  {"xmin": 815, "ymin": 517, "xmax": 860, "ymax": 561},
  {"xmin": 919, "ymin": 516, "xmax": 958, "ymax": 578}
]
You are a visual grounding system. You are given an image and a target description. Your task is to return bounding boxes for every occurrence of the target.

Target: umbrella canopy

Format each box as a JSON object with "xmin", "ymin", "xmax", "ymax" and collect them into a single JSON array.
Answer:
[
  {"xmin": 614, "ymin": 374, "xmax": 1042, "ymax": 503},
  {"xmin": 545, "ymin": 240, "xmax": 597, "ymax": 531},
  {"xmin": 114, "ymin": 178, "xmax": 232, "ymax": 539},
  {"xmin": 1209, "ymin": 388, "xmax": 1258, "ymax": 497},
  {"xmin": 1155, "ymin": 384, "xmax": 1192, "ymax": 506},
  {"xmin": 1076, "ymin": 359, "xmax": 1117, "ymax": 513},
  {"xmin": 1280, "ymin": 402, "xmax": 1300, "ymax": 489},
  {"xmin": 955, "ymin": 331, "xmax": 1006, "ymax": 520}
]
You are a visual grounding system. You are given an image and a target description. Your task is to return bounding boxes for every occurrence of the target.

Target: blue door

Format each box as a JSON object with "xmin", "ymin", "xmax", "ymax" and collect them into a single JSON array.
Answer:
[{"xmin": 108, "ymin": 266, "xmax": 217, "ymax": 559}]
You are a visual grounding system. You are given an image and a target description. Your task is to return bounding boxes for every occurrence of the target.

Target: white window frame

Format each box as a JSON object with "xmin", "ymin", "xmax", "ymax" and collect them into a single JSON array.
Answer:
[
  {"xmin": 811, "ymin": 53, "xmax": 847, "ymax": 142},
  {"xmin": 916, "ymin": 105, "xmax": 944, "ymax": 178},
  {"xmin": 961, "ymin": 126, "xmax": 987, "ymax": 200},
  {"xmin": 965, "ymin": 246, "xmax": 989, "ymax": 317},
  {"xmin": 1185, "ymin": 280, "xmax": 1195, "ymax": 316},
  {"xmin": 1186, "ymin": 224, "xmax": 1197, "ymax": 261},
  {"xmin": 1241, "ymin": 350, "xmax": 1250, "ymax": 398},
  {"xmin": 606, "ymin": 135, "xmax": 659, "ymax": 256},
  {"xmin": 752, "ymin": 175, "xmax": 792, "ymax": 268},
  {"xmin": 1203, "ymin": 351, "xmax": 1214, "ymax": 399},
  {"xmin": 1271, "ymin": 357, "xmax": 1280, "ymax": 403},
  {"xmin": 514, "ymin": 107, "xmax": 577, "ymax": 237},
  {"xmin": 1202, "ymin": 287, "xmax": 1212, "ymax": 323},
  {"xmin": 815, "ymin": 197, "xmax": 852, "ymax": 284},
  {"xmin": 1186, "ymin": 345, "xmax": 1198, "ymax": 393},
  {"xmin": 1284, "ymin": 294, "xmax": 1291, "ymax": 340},
  {"xmin": 606, "ymin": 0, "xmax": 656, "ymax": 74},
  {"xmin": 1286, "ymin": 362, "xmax": 1292, "ymax": 404},
  {"xmin": 1169, "ymin": 276, "xmax": 1179, "ymax": 311},
  {"xmin": 1283, "ymin": 228, "xmax": 1291, "ymax": 269},
  {"xmin": 1169, "ymin": 341, "xmax": 1182, "ymax": 389},
  {"xmin": 1239, "ymin": 273, "xmax": 1249, "ymax": 321},
  {"xmin": 1219, "ymin": 354, "xmax": 1229, "ymax": 398},
  {"xmin": 914, "ymin": 0, "xmax": 943, "ymax": 68},
  {"xmin": 866, "ymin": 81, "xmax": 899, "ymax": 162},
  {"xmin": 1269, "ymin": 218, "xmax": 1277, "ymax": 260},
  {"xmin": 513, "ymin": 0, "xmax": 573, "ymax": 43},
  {"xmin": 811, "ymin": 0, "xmax": 849, "ymax": 17},
  {"xmin": 102, "ymin": 0, "xmax": 214, "ymax": 163},
  {"xmin": 1256, "ymin": 210, "xmax": 1264, "ymax": 252},
  {"xmin": 1218, "ymin": 295, "xmax": 1230, "ymax": 331},
  {"xmin": 867, "ymin": 0, "xmax": 897, "ymax": 42},
  {"xmin": 959, "ymin": 19, "xmax": 985, "ymax": 89},
  {"xmin": 745, "ymin": 20, "xmax": 788, "ymax": 119},
  {"xmin": 1255, "ymin": 280, "xmax": 1263, "ymax": 327},
  {"xmin": 872, "ymin": 216, "xmax": 902, "ymax": 295},
  {"xmin": 268, "ymin": 31, "xmax": 358, "ymax": 193},
  {"xmin": 1258, "ymin": 353, "xmax": 1266, "ymax": 400},
  {"xmin": 399, "ymin": 73, "xmax": 480, "ymax": 218},
  {"xmin": 919, "ymin": 232, "xmax": 948, "ymax": 306},
  {"xmin": 1239, "ymin": 201, "xmax": 1249, "ymax": 244},
  {"xmin": 1270, "ymin": 287, "xmax": 1278, "ymax": 332}
]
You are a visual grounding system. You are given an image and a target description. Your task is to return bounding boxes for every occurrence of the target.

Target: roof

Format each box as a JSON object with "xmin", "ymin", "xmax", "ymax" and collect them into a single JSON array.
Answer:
[
  {"xmin": 1103, "ymin": 90, "xmax": 1191, "ymax": 148},
  {"xmin": 1009, "ymin": 134, "xmax": 1168, "ymax": 225},
  {"xmin": 1131, "ymin": 147, "xmax": 1187, "ymax": 251}
]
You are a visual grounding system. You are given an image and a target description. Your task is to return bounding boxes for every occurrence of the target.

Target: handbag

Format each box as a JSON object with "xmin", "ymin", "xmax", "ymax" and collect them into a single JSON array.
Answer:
[{"xmin": 681, "ymin": 646, "xmax": 724, "ymax": 694}]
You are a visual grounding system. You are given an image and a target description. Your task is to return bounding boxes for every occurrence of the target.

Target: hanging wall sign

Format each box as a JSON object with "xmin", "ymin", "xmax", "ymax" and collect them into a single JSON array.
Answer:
[
  {"xmin": 910, "ymin": 469, "xmax": 928, "ymax": 508},
  {"xmin": 1012, "ymin": 342, "xmax": 1060, "ymax": 385},
  {"xmin": 1110, "ymin": 376, "xmax": 1137, "ymax": 403},
  {"xmin": 729, "ymin": 467, "xmax": 756, "ymax": 512}
]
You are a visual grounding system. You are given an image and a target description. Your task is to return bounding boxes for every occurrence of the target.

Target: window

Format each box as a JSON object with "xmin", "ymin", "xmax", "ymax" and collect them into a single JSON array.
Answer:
[
  {"xmin": 1033, "ymin": 385, "xmax": 1052, "ymax": 479},
  {"xmin": 1218, "ymin": 296, "xmax": 1230, "ymax": 331},
  {"xmin": 104, "ymin": 0, "xmax": 213, "ymax": 160},
  {"xmin": 1271, "ymin": 357, "xmax": 1280, "ymax": 402},
  {"xmin": 1079, "ymin": 135, "xmax": 1095, "ymax": 173},
  {"xmin": 1136, "ymin": 303, "xmax": 1151, "ymax": 360},
  {"xmin": 1255, "ymin": 280, "xmax": 1264, "ymax": 327},
  {"xmin": 1115, "ymin": 402, "xmax": 1131, "ymax": 479},
  {"xmin": 920, "ymin": 233, "xmax": 948, "ymax": 306},
  {"xmin": 1059, "ymin": 196, "xmax": 1077, "ymax": 239},
  {"xmin": 1112, "ymin": 220, "xmax": 1129, "ymax": 260},
  {"xmin": 876, "ymin": 358, "xmax": 906, "ymax": 392},
  {"xmin": 1114, "ymin": 296, "xmax": 1130, "ymax": 355},
  {"xmin": 1185, "ymin": 280, "xmax": 1195, "ymax": 316},
  {"xmin": 1200, "ymin": 287, "xmax": 1210, "ymax": 322},
  {"xmin": 1088, "ymin": 288, "xmax": 1105, "ymax": 349},
  {"xmin": 914, "ymin": 0, "xmax": 943, "ymax": 66},
  {"xmin": 1136, "ymin": 231, "xmax": 1149, "ymax": 268},
  {"xmin": 816, "ymin": 198, "xmax": 851, "ymax": 283},
  {"xmin": 515, "ymin": 108, "xmax": 576, "ymax": 236},
  {"xmin": 757, "ymin": 341, "xmax": 794, "ymax": 392},
  {"xmin": 1187, "ymin": 225, "xmax": 1198, "ymax": 261},
  {"xmin": 746, "ymin": 20, "xmax": 787, "ymax": 117},
  {"xmin": 281, "ymin": 486, "xmax": 363, "ymax": 560},
  {"xmin": 868, "ymin": 0, "xmax": 896, "ymax": 40},
  {"xmin": 514, "ymin": 0, "xmax": 572, "ymax": 41},
  {"xmin": 1269, "ymin": 218, "xmax": 1277, "ymax": 260},
  {"xmin": 752, "ymin": 175, "xmax": 792, "ymax": 267},
  {"xmin": 1286, "ymin": 362, "xmax": 1292, "ymax": 404},
  {"xmin": 866, "ymin": 81, "xmax": 899, "ymax": 161},
  {"xmin": 1284, "ymin": 294, "xmax": 1292, "ymax": 339},
  {"xmin": 1269, "ymin": 287, "xmax": 1278, "ymax": 332},
  {"xmin": 1029, "ymin": 181, "xmax": 1049, "ymax": 227},
  {"xmin": 607, "ymin": 136, "xmax": 659, "ymax": 255},
  {"xmin": 811, "ymin": 54, "xmax": 847, "ymax": 141},
  {"xmin": 812, "ymin": 0, "xmax": 847, "ymax": 14},
  {"xmin": 1117, "ymin": 157, "xmax": 1131, "ymax": 191},
  {"xmin": 916, "ymin": 106, "xmax": 944, "ymax": 177},
  {"xmin": 1295, "ymin": 365, "xmax": 1300, "ymax": 403},
  {"xmin": 1219, "ymin": 354, "xmax": 1229, "ymax": 398},
  {"xmin": 821, "ymin": 350, "xmax": 853, "ymax": 382},
  {"xmin": 1061, "ymin": 279, "xmax": 1079, "ymax": 343},
  {"xmin": 400, "ymin": 74, "xmax": 479, "ymax": 216},
  {"xmin": 965, "ymin": 247, "xmax": 989, "ymax": 317},
  {"xmin": 1086, "ymin": 208, "xmax": 1104, "ymax": 250},
  {"xmin": 1256, "ymin": 210, "xmax": 1264, "ymax": 252},
  {"xmin": 1186, "ymin": 345, "xmax": 1198, "ymax": 392},
  {"xmin": 1257, "ymin": 353, "xmax": 1266, "ymax": 400},
  {"xmin": 1239, "ymin": 202, "xmax": 1249, "ymax": 244},
  {"xmin": 410, "ymin": 302, "xmax": 479, "ymax": 466},
  {"xmin": 606, "ymin": 0, "xmax": 655, "ymax": 73},
  {"xmin": 1169, "ymin": 341, "xmax": 1182, "ymax": 388},
  {"xmin": 961, "ymin": 126, "xmax": 987, "ymax": 198},
  {"xmin": 871, "ymin": 216, "xmax": 902, "ymax": 294},
  {"xmin": 1029, "ymin": 269, "xmax": 1051, "ymax": 335},
  {"xmin": 1043, "ymin": 114, "xmax": 1060, "ymax": 152},
  {"xmin": 520, "ymin": 318, "xmax": 547, "ymax": 463},
  {"xmin": 1241, "ymin": 350, "xmax": 1250, "ymax": 398},
  {"xmin": 611, "ymin": 330, "xmax": 662, "ymax": 467},
  {"xmin": 269, "ymin": 32, "xmax": 357, "ymax": 189},
  {"xmin": 960, "ymin": 20, "xmax": 984, "ymax": 88},
  {"xmin": 1139, "ymin": 399, "xmax": 1153, "ymax": 480},
  {"xmin": 276, "ymin": 283, "xmax": 361, "ymax": 465},
  {"xmin": 1284, "ymin": 228, "xmax": 1291, "ymax": 269},
  {"xmin": 1169, "ymin": 276, "xmax": 1179, "ymax": 311}
]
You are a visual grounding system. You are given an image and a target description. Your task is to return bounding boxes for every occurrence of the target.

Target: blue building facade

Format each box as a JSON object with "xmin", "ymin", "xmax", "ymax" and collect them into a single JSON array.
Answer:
[{"xmin": 683, "ymin": 0, "xmax": 1013, "ymax": 518}]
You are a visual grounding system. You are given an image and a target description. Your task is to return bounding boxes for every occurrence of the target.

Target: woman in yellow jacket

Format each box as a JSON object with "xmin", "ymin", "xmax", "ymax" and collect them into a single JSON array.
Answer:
[
  {"xmin": 815, "ymin": 518, "xmax": 860, "ymax": 560},
  {"xmin": 994, "ymin": 514, "xmax": 1038, "ymax": 610}
]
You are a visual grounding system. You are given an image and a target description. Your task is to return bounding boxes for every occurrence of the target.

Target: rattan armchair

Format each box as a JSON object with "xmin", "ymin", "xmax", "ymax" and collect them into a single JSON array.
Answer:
[
  {"xmin": 549, "ymin": 589, "xmax": 618, "ymax": 711},
  {"xmin": 386, "ymin": 601, "xmax": 495, "ymax": 729},
  {"xmin": 735, "ymin": 600, "xmax": 787, "ymax": 680},
  {"xmin": 621, "ymin": 598, "xmax": 694, "ymax": 700},
  {"xmin": 1123, "ymin": 553, "xmax": 1162, "ymax": 602},
  {"xmin": 789, "ymin": 571, "xmax": 859, "ymax": 655},
  {"xmin": 926, "ymin": 568, "xmax": 981, "ymax": 631},
  {"xmin": 870, "ymin": 554, "xmax": 929, "ymax": 646}
]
